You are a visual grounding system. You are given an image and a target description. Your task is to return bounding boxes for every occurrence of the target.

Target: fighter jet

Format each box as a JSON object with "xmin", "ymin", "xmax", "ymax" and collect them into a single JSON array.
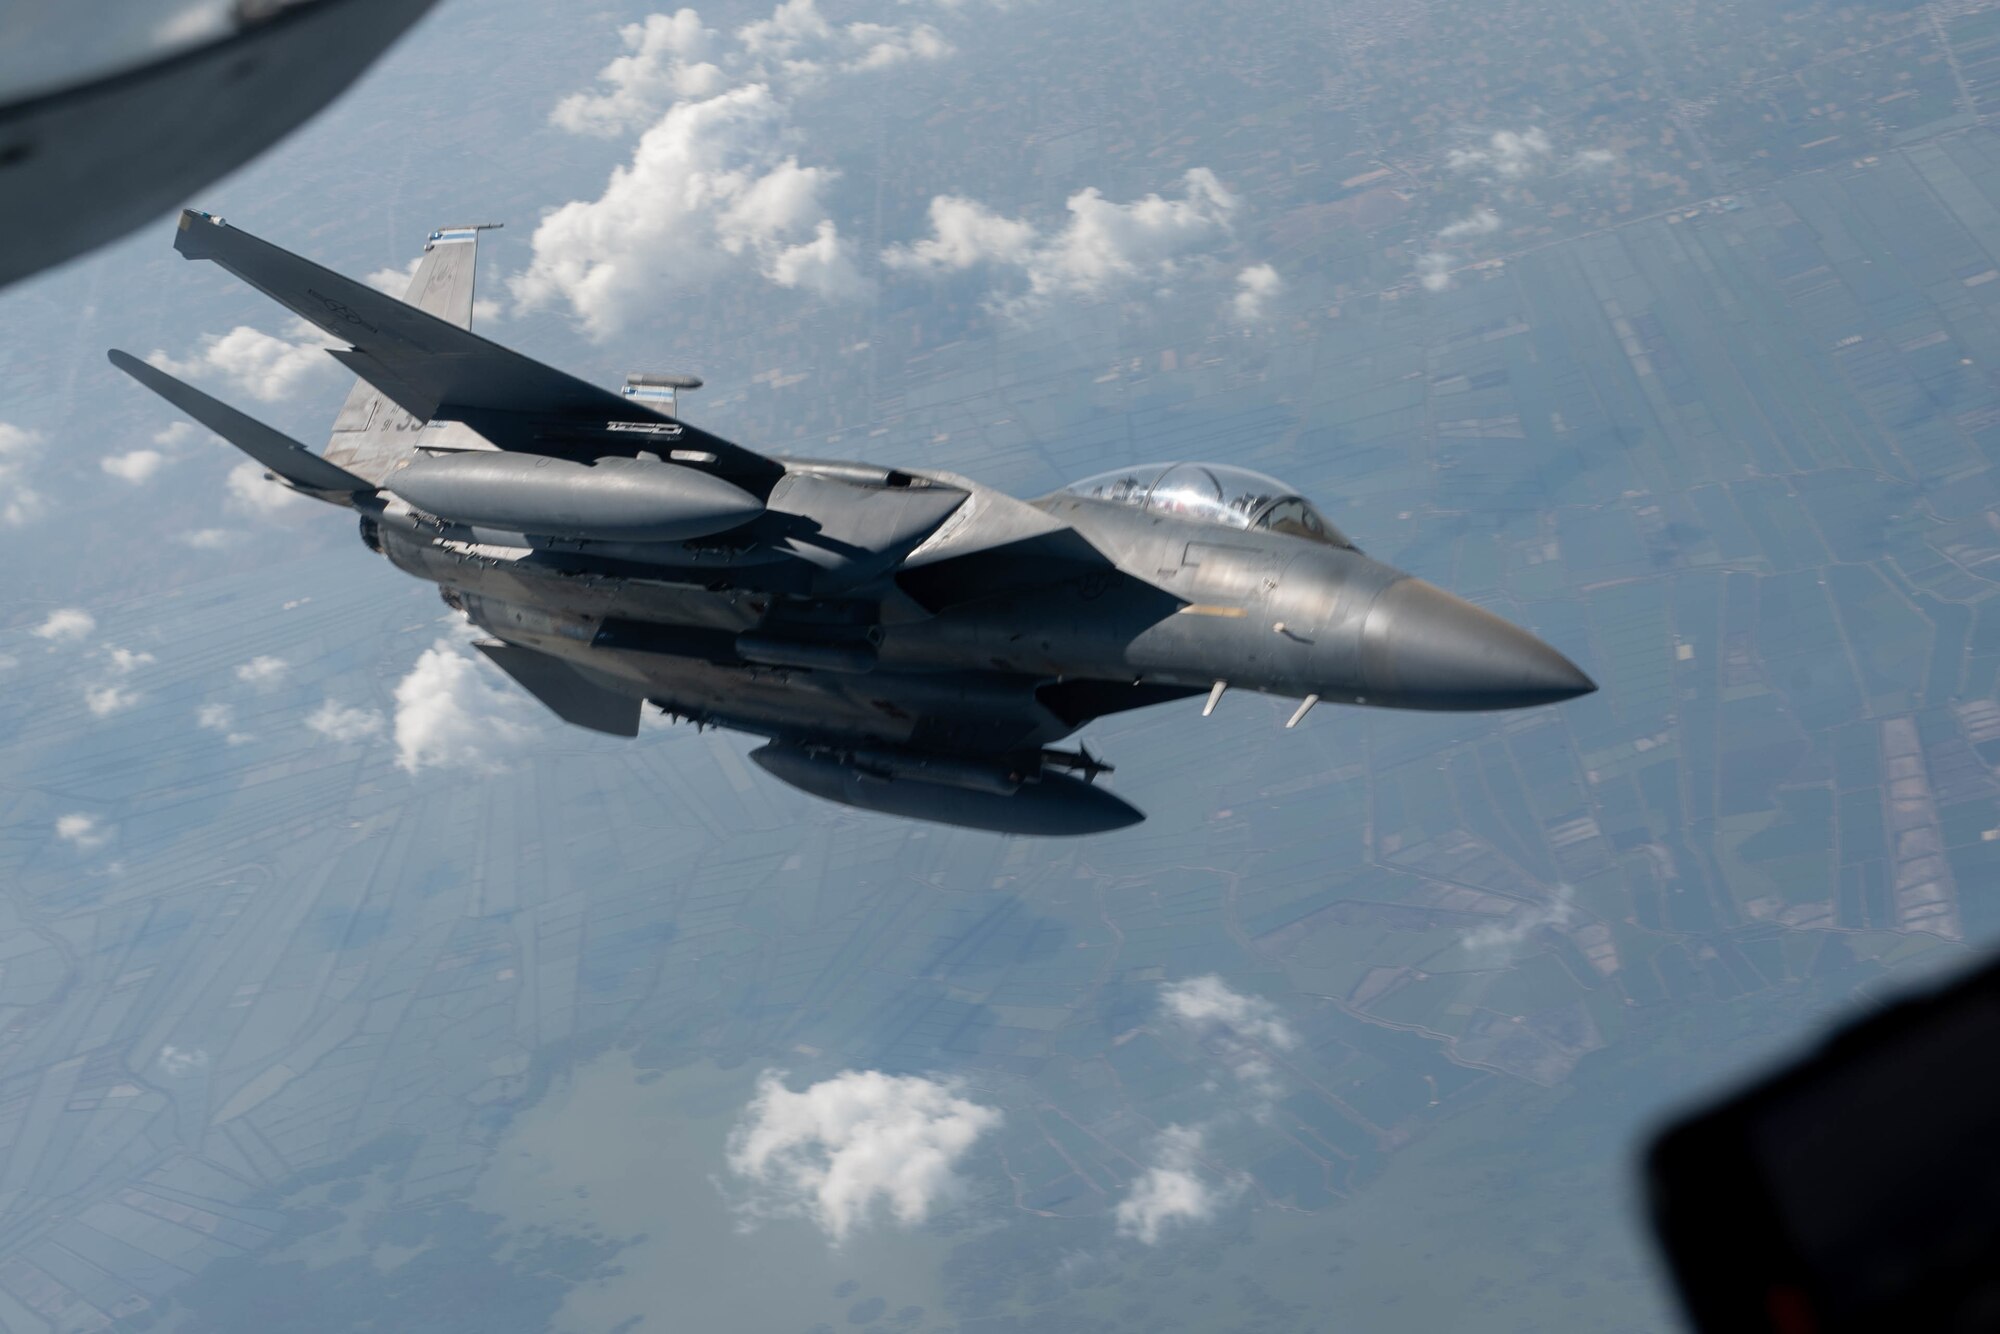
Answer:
[{"xmin": 111, "ymin": 212, "xmax": 1595, "ymax": 835}]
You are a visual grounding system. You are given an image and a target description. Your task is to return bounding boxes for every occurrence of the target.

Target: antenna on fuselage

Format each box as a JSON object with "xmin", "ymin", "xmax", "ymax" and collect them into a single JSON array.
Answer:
[{"xmin": 622, "ymin": 372, "xmax": 704, "ymax": 419}]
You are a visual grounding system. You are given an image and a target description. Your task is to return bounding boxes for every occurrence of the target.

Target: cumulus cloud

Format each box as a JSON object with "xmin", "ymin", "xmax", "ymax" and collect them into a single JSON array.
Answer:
[
  {"xmin": 1162, "ymin": 975, "xmax": 1297, "ymax": 1050},
  {"xmin": 147, "ymin": 320, "xmax": 339, "ymax": 403},
  {"xmin": 154, "ymin": 420, "xmax": 200, "ymax": 448},
  {"xmin": 1436, "ymin": 207, "xmax": 1502, "ymax": 241},
  {"xmin": 225, "ymin": 460, "xmax": 305, "ymax": 518},
  {"xmin": 1115, "ymin": 1125, "xmax": 1241, "ymax": 1245},
  {"xmin": 392, "ymin": 639, "xmax": 537, "ymax": 775},
  {"xmin": 0, "ymin": 423, "xmax": 45, "ymax": 526},
  {"xmin": 727, "ymin": 1069, "xmax": 1002, "ymax": 1242},
  {"xmin": 520, "ymin": 1, "xmax": 962, "ymax": 333},
  {"xmin": 363, "ymin": 255, "xmax": 423, "ymax": 297},
  {"xmin": 32, "ymin": 608, "xmax": 95, "ymax": 643},
  {"xmin": 884, "ymin": 169, "xmax": 1240, "ymax": 317},
  {"xmin": 235, "ymin": 655, "xmax": 289, "ymax": 687},
  {"xmin": 85, "ymin": 685, "xmax": 141, "ymax": 717},
  {"xmin": 55, "ymin": 813, "xmax": 109, "ymax": 849},
  {"xmin": 841, "ymin": 19, "xmax": 950, "ymax": 70},
  {"xmin": 157, "ymin": 1045, "xmax": 208, "ymax": 1078},
  {"xmin": 736, "ymin": 0, "xmax": 830, "ymax": 58},
  {"xmin": 101, "ymin": 449, "xmax": 168, "ymax": 483},
  {"xmin": 1460, "ymin": 884, "xmax": 1577, "ymax": 964},
  {"xmin": 306, "ymin": 699, "xmax": 385, "ymax": 743},
  {"xmin": 181, "ymin": 528, "xmax": 233, "ymax": 550},
  {"xmin": 1573, "ymin": 147, "xmax": 1617, "ymax": 170},
  {"xmin": 553, "ymin": 8, "xmax": 725, "ymax": 136},
  {"xmin": 1230, "ymin": 262, "xmax": 1282, "ymax": 322},
  {"xmin": 1416, "ymin": 251, "xmax": 1455, "ymax": 293},
  {"xmin": 1161, "ymin": 975, "xmax": 1297, "ymax": 1099},
  {"xmin": 104, "ymin": 647, "xmax": 154, "ymax": 675},
  {"xmin": 1447, "ymin": 127, "xmax": 1554, "ymax": 180},
  {"xmin": 514, "ymin": 83, "xmax": 866, "ymax": 336},
  {"xmin": 197, "ymin": 702, "xmax": 252, "ymax": 745}
]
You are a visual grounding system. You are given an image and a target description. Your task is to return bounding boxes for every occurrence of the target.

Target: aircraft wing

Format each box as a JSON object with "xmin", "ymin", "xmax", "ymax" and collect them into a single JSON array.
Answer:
[
  {"xmin": 171, "ymin": 211, "xmax": 783, "ymax": 489},
  {"xmin": 0, "ymin": 0, "xmax": 439, "ymax": 289},
  {"xmin": 106, "ymin": 348, "xmax": 371, "ymax": 497}
]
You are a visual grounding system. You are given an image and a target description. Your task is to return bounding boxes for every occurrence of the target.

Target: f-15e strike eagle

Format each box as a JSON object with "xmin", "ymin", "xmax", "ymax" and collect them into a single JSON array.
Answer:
[{"xmin": 111, "ymin": 212, "xmax": 1594, "ymax": 835}]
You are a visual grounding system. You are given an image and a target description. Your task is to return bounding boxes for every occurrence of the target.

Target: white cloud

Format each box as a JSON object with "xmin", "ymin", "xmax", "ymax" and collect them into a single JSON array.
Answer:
[
  {"xmin": 1161, "ymin": 975, "xmax": 1297, "ymax": 1099},
  {"xmin": 32, "ymin": 608, "xmax": 95, "ymax": 643},
  {"xmin": 884, "ymin": 169, "xmax": 1241, "ymax": 317},
  {"xmin": 224, "ymin": 460, "xmax": 305, "ymax": 518},
  {"xmin": 235, "ymin": 655, "xmax": 289, "ymax": 687},
  {"xmin": 180, "ymin": 528, "xmax": 233, "ymax": 549},
  {"xmin": 768, "ymin": 219, "xmax": 870, "ymax": 298},
  {"xmin": 736, "ymin": 0, "xmax": 831, "ymax": 59},
  {"xmin": 1162, "ymin": 975, "xmax": 1297, "ymax": 1051},
  {"xmin": 1115, "ymin": 1125, "xmax": 1241, "ymax": 1245},
  {"xmin": 306, "ymin": 699, "xmax": 385, "ymax": 743},
  {"xmin": 883, "ymin": 195, "xmax": 1035, "ymax": 271},
  {"xmin": 554, "ymin": 9, "xmax": 725, "ymax": 136},
  {"xmin": 153, "ymin": 420, "xmax": 200, "ymax": 448},
  {"xmin": 1230, "ymin": 262, "xmax": 1283, "ymax": 322},
  {"xmin": 0, "ymin": 423, "xmax": 45, "ymax": 527},
  {"xmin": 1416, "ymin": 251, "xmax": 1455, "ymax": 292},
  {"xmin": 1447, "ymin": 127, "xmax": 1554, "ymax": 180},
  {"xmin": 363, "ymin": 256, "xmax": 423, "ymax": 297},
  {"xmin": 103, "ymin": 646, "xmax": 154, "ymax": 675},
  {"xmin": 1572, "ymin": 147, "xmax": 1617, "ymax": 171},
  {"xmin": 55, "ymin": 813, "xmax": 109, "ymax": 849},
  {"xmin": 513, "ymin": 83, "xmax": 863, "ymax": 337},
  {"xmin": 841, "ymin": 20, "xmax": 950, "ymax": 70},
  {"xmin": 392, "ymin": 639, "xmax": 537, "ymax": 775},
  {"xmin": 196, "ymin": 702, "xmax": 253, "ymax": 745},
  {"xmin": 85, "ymin": 684, "xmax": 140, "ymax": 717},
  {"xmin": 1460, "ymin": 884, "xmax": 1577, "ymax": 964},
  {"xmin": 156, "ymin": 1045, "xmax": 208, "ymax": 1078},
  {"xmin": 147, "ymin": 320, "xmax": 339, "ymax": 403},
  {"xmin": 521, "ymin": 4, "xmax": 961, "ymax": 333},
  {"xmin": 727, "ymin": 1069, "xmax": 1002, "ymax": 1242},
  {"xmin": 1436, "ymin": 207, "xmax": 1502, "ymax": 241},
  {"xmin": 101, "ymin": 449, "xmax": 168, "ymax": 483}
]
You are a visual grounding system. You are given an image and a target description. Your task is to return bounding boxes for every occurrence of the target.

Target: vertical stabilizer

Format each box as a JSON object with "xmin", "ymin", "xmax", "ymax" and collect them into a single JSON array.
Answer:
[{"xmin": 324, "ymin": 223, "xmax": 500, "ymax": 481}]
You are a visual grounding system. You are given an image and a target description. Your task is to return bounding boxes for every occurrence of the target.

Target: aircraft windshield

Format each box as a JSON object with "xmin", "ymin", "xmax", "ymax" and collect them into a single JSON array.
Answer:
[{"xmin": 1061, "ymin": 462, "xmax": 1354, "ymax": 548}]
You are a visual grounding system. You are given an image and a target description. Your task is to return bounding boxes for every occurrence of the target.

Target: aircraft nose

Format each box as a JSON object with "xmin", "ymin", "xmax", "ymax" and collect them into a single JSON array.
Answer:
[{"xmin": 1358, "ymin": 577, "xmax": 1596, "ymax": 710}]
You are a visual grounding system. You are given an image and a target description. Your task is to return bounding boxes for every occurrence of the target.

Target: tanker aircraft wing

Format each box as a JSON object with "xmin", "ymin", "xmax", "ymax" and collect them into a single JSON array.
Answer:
[
  {"xmin": 0, "ymin": 0, "xmax": 438, "ymax": 289},
  {"xmin": 169, "ymin": 211, "xmax": 783, "ymax": 488}
]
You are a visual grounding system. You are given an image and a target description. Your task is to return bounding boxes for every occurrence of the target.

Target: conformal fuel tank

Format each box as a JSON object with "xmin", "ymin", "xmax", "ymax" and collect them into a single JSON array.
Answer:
[{"xmin": 391, "ymin": 452, "xmax": 764, "ymax": 541}]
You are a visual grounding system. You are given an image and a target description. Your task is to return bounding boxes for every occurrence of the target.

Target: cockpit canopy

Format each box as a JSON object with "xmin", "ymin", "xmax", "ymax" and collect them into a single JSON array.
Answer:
[{"xmin": 1060, "ymin": 462, "xmax": 1355, "ymax": 549}]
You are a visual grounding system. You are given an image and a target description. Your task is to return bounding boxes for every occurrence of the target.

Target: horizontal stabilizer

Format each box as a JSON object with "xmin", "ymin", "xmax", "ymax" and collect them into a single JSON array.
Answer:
[
  {"xmin": 474, "ymin": 641, "xmax": 641, "ymax": 737},
  {"xmin": 107, "ymin": 349, "xmax": 371, "ymax": 495},
  {"xmin": 171, "ymin": 211, "xmax": 781, "ymax": 487}
]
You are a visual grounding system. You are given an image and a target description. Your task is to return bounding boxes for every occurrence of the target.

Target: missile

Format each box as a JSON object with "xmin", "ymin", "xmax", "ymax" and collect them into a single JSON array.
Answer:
[
  {"xmin": 389, "ymin": 452, "xmax": 763, "ymax": 542},
  {"xmin": 748, "ymin": 744, "xmax": 1144, "ymax": 836}
]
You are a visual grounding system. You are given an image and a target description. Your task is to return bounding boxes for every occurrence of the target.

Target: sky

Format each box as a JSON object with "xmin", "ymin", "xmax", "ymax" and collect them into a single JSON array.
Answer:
[{"xmin": 2, "ymin": 0, "xmax": 1996, "ymax": 1330}]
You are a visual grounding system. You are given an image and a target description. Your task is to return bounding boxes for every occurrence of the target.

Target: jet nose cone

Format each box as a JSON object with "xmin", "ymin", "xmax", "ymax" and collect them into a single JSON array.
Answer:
[{"xmin": 1359, "ymin": 578, "xmax": 1596, "ymax": 710}]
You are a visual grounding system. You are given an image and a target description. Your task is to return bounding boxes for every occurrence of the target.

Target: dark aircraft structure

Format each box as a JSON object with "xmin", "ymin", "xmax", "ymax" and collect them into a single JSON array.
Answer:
[
  {"xmin": 111, "ymin": 213, "xmax": 1595, "ymax": 834},
  {"xmin": 0, "ymin": 0, "xmax": 437, "ymax": 289}
]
